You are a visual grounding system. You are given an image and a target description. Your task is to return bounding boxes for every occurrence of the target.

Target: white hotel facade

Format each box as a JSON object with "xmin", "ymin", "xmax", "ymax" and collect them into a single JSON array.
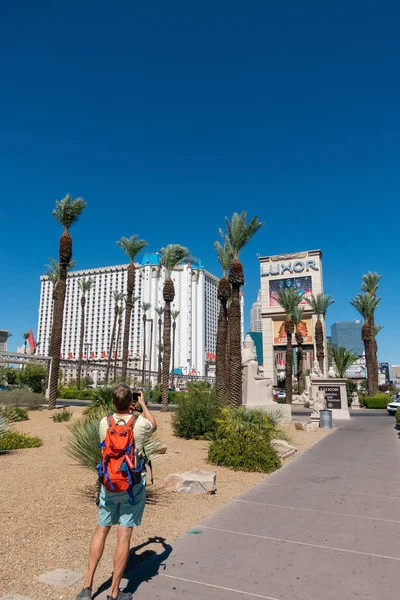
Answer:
[{"xmin": 37, "ymin": 253, "xmax": 220, "ymax": 377}]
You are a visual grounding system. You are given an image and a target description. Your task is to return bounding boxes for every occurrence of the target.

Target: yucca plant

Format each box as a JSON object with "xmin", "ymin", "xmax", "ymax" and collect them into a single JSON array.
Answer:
[
  {"xmin": 84, "ymin": 386, "xmax": 113, "ymax": 418},
  {"xmin": 214, "ymin": 241, "xmax": 233, "ymax": 404},
  {"xmin": 49, "ymin": 194, "xmax": 87, "ymax": 409},
  {"xmin": 116, "ymin": 235, "xmax": 148, "ymax": 382},
  {"xmin": 277, "ymin": 288, "xmax": 304, "ymax": 403}
]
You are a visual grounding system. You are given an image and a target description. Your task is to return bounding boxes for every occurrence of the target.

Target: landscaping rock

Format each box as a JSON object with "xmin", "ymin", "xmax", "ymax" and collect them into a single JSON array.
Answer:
[
  {"xmin": 164, "ymin": 470, "xmax": 216, "ymax": 494},
  {"xmin": 271, "ymin": 439, "xmax": 297, "ymax": 459},
  {"xmin": 294, "ymin": 421, "xmax": 319, "ymax": 432},
  {"xmin": 37, "ymin": 568, "xmax": 83, "ymax": 587}
]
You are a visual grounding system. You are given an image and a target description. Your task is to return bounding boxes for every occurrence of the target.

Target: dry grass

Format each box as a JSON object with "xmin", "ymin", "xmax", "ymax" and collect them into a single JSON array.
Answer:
[{"xmin": 0, "ymin": 407, "xmax": 332, "ymax": 599}]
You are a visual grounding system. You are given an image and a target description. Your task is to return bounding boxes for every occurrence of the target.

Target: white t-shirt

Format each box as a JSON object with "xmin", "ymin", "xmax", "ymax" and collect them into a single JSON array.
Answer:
[{"xmin": 99, "ymin": 413, "xmax": 153, "ymax": 455}]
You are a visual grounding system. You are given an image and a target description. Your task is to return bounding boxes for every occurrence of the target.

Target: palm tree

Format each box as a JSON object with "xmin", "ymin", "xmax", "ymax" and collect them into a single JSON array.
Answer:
[
  {"xmin": 116, "ymin": 236, "xmax": 148, "ymax": 382},
  {"xmin": 361, "ymin": 272, "xmax": 381, "ymax": 393},
  {"xmin": 76, "ymin": 277, "xmax": 94, "ymax": 389},
  {"xmin": 292, "ymin": 306, "xmax": 305, "ymax": 394},
  {"xmin": 49, "ymin": 194, "xmax": 86, "ymax": 409},
  {"xmin": 141, "ymin": 302, "xmax": 151, "ymax": 386},
  {"xmin": 277, "ymin": 288, "xmax": 304, "ymax": 404},
  {"xmin": 105, "ymin": 291, "xmax": 126, "ymax": 384},
  {"xmin": 21, "ymin": 332, "xmax": 30, "ymax": 354},
  {"xmin": 330, "ymin": 346, "xmax": 359, "ymax": 378},
  {"xmin": 155, "ymin": 307, "xmax": 165, "ymax": 384},
  {"xmin": 114, "ymin": 303, "xmax": 125, "ymax": 382},
  {"xmin": 170, "ymin": 310, "xmax": 180, "ymax": 389},
  {"xmin": 214, "ymin": 241, "xmax": 233, "ymax": 404},
  {"xmin": 160, "ymin": 245, "xmax": 193, "ymax": 411},
  {"xmin": 350, "ymin": 293, "xmax": 380, "ymax": 396},
  {"xmin": 45, "ymin": 257, "xmax": 76, "ymax": 356},
  {"xmin": 306, "ymin": 293, "xmax": 335, "ymax": 375},
  {"xmin": 221, "ymin": 212, "xmax": 264, "ymax": 407}
]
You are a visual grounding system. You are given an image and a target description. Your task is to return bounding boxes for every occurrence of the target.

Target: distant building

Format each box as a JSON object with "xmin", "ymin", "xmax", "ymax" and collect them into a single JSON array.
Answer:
[
  {"xmin": 0, "ymin": 330, "xmax": 10, "ymax": 352},
  {"xmin": 391, "ymin": 365, "xmax": 400, "ymax": 386},
  {"xmin": 380, "ymin": 362, "xmax": 390, "ymax": 383},
  {"xmin": 331, "ymin": 320, "xmax": 364, "ymax": 356},
  {"xmin": 250, "ymin": 291, "xmax": 262, "ymax": 333}
]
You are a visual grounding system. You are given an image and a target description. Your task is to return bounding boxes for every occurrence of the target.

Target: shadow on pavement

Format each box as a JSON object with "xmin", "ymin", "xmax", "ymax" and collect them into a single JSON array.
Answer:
[{"xmin": 93, "ymin": 536, "xmax": 172, "ymax": 599}]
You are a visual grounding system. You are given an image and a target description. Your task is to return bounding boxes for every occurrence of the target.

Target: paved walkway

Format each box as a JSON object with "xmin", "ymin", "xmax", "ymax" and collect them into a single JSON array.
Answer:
[{"xmin": 97, "ymin": 411, "xmax": 400, "ymax": 600}]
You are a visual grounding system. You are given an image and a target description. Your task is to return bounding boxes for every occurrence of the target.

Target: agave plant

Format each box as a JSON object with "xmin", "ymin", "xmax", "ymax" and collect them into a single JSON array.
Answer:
[
  {"xmin": 0, "ymin": 416, "xmax": 10, "ymax": 439},
  {"xmin": 84, "ymin": 387, "xmax": 114, "ymax": 417}
]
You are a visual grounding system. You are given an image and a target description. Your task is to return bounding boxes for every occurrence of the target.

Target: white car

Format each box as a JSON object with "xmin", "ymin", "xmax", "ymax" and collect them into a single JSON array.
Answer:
[
  {"xmin": 386, "ymin": 399, "xmax": 400, "ymax": 415},
  {"xmin": 274, "ymin": 390, "xmax": 286, "ymax": 401}
]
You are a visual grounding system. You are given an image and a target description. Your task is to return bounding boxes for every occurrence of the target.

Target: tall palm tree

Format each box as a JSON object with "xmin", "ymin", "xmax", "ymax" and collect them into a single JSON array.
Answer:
[
  {"xmin": 277, "ymin": 288, "xmax": 304, "ymax": 404},
  {"xmin": 214, "ymin": 241, "xmax": 233, "ymax": 404},
  {"xmin": 330, "ymin": 346, "xmax": 359, "ymax": 378},
  {"xmin": 21, "ymin": 332, "xmax": 30, "ymax": 354},
  {"xmin": 361, "ymin": 272, "xmax": 381, "ymax": 393},
  {"xmin": 49, "ymin": 194, "xmax": 86, "ymax": 409},
  {"xmin": 160, "ymin": 245, "xmax": 193, "ymax": 411},
  {"xmin": 221, "ymin": 212, "xmax": 264, "ymax": 408},
  {"xmin": 155, "ymin": 307, "xmax": 165, "ymax": 384},
  {"xmin": 116, "ymin": 235, "xmax": 148, "ymax": 382},
  {"xmin": 292, "ymin": 306, "xmax": 306, "ymax": 394},
  {"xmin": 45, "ymin": 257, "xmax": 76, "ymax": 356},
  {"xmin": 76, "ymin": 277, "xmax": 94, "ymax": 389},
  {"xmin": 114, "ymin": 303, "xmax": 125, "ymax": 382},
  {"xmin": 141, "ymin": 302, "xmax": 151, "ymax": 386},
  {"xmin": 350, "ymin": 293, "xmax": 380, "ymax": 396},
  {"xmin": 170, "ymin": 310, "xmax": 180, "ymax": 389},
  {"xmin": 306, "ymin": 293, "xmax": 335, "ymax": 375},
  {"xmin": 105, "ymin": 291, "xmax": 126, "ymax": 384}
]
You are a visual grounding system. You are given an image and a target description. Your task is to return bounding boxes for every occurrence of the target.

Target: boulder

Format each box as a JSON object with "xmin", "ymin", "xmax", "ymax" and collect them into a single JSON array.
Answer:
[
  {"xmin": 164, "ymin": 470, "xmax": 216, "ymax": 495},
  {"xmin": 294, "ymin": 421, "xmax": 319, "ymax": 432},
  {"xmin": 271, "ymin": 439, "xmax": 297, "ymax": 459}
]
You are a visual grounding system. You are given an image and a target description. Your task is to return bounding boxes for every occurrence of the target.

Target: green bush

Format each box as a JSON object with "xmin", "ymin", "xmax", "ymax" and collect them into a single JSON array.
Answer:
[
  {"xmin": 58, "ymin": 387, "xmax": 94, "ymax": 400},
  {"xmin": 0, "ymin": 389, "xmax": 44, "ymax": 409},
  {"xmin": 84, "ymin": 387, "xmax": 113, "ymax": 417},
  {"xmin": 151, "ymin": 388, "xmax": 177, "ymax": 404},
  {"xmin": 208, "ymin": 407, "xmax": 282, "ymax": 473},
  {"xmin": 396, "ymin": 407, "xmax": 400, "ymax": 428},
  {"xmin": 172, "ymin": 389, "xmax": 220, "ymax": 439},
  {"xmin": 17, "ymin": 363, "xmax": 46, "ymax": 393},
  {"xmin": 0, "ymin": 405, "xmax": 29, "ymax": 422},
  {"xmin": 52, "ymin": 409, "xmax": 73, "ymax": 422},
  {"xmin": 360, "ymin": 394, "xmax": 390, "ymax": 409},
  {"xmin": 0, "ymin": 431, "xmax": 41, "ymax": 451}
]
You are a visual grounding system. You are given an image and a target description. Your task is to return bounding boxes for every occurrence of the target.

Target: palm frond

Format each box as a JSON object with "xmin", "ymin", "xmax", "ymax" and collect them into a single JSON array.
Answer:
[
  {"xmin": 45, "ymin": 257, "xmax": 76, "ymax": 285},
  {"xmin": 276, "ymin": 288, "xmax": 304, "ymax": 314},
  {"xmin": 222, "ymin": 212, "xmax": 264, "ymax": 258},
  {"xmin": 52, "ymin": 194, "xmax": 87, "ymax": 230},
  {"xmin": 160, "ymin": 244, "xmax": 194, "ymax": 275},
  {"xmin": 361, "ymin": 272, "xmax": 381, "ymax": 296},
  {"xmin": 171, "ymin": 309, "xmax": 180, "ymax": 321},
  {"xmin": 116, "ymin": 235, "xmax": 148, "ymax": 261},
  {"xmin": 214, "ymin": 241, "xmax": 233, "ymax": 276},
  {"xmin": 330, "ymin": 346, "xmax": 358, "ymax": 378},
  {"xmin": 21, "ymin": 332, "xmax": 30, "ymax": 340},
  {"xmin": 350, "ymin": 293, "xmax": 380, "ymax": 319},
  {"xmin": 374, "ymin": 324, "xmax": 383, "ymax": 336},
  {"xmin": 291, "ymin": 306, "xmax": 305, "ymax": 326},
  {"xmin": 78, "ymin": 277, "xmax": 95, "ymax": 295},
  {"xmin": 155, "ymin": 306, "xmax": 165, "ymax": 317},
  {"xmin": 141, "ymin": 302, "xmax": 151, "ymax": 313},
  {"xmin": 113, "ymin": 290, "xmax": 126, "ymax": 304},
  {"xmin": 306, "ymin": 293, "xmax": 334, "ymax": 317}
]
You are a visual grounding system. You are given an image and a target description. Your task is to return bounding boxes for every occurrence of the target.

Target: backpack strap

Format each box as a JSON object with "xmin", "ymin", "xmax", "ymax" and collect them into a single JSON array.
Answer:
[{"xmin": 107, "ymin": 414, "xmax": 114, "ymax": 429}]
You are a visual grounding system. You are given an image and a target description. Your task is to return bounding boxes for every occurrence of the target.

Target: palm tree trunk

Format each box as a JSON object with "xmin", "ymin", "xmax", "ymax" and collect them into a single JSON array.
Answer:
[
  {"xmin": 228, "ymin": 285, "xmax": 242, "ymax": 408},
  {"xmin": 157, "ymin": 318, "xmax": 162, "ymax": 384},
  {"xmin": 48, "ymin": 272, "xmax": 67, "ymax": 409},
  {"xmin": 286, "ymin": 333, "xmax": 293, "ymax": 403},
  {"xmin": 161, "ymin": 302, "xmax": 171, "ymax": 411},
  {"xmin": 121, "ymin": 261, "xmax": 135, "ymax": 382},
  {"xmin": 216, "ymin": 299, "xmax": 228, "ymax": 404},
  {"xmin": 225, "ymin": 305, "xmax": 231, "ymax": 403},
  {"xmin": 76, "ymin": 296, "xmax": 86, "ymax": 389},
  {"xmin": 362, "ymin": 322, "xmax": 374, "ymax": 397},
  {"xmin": 114, "ymin": 316, "xmax": 122, "ymax": 382},
  {"xmin": 369, "ymin": 313, "xmax": 378, "ymax": 395},
  {"xmin": 315, "ymin": 318, "xmax": 324, "ymax": 374},
  {"xmin": 106, "ymin": 308, "xmax": 118, "ymax": 384},
  {"xmin": 297, "ymin": 343, "xmax": 304, "ymax": 394},
  {"xmin": 171, "ymin": 322, "xmax": 176, "ymax": 389},
  {"xmin": 141, "ymin": 315, "xmax": 147, "ymax": 387}
]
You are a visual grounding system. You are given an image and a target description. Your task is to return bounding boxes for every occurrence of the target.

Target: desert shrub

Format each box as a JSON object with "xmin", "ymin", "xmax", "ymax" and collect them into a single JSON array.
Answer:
[
  {"xmin": 0, "ymin": 416, "xmax": 10, "ymax": 439},
  {"xmin": 0, "ymin": 367, "xmax": 18, "ymax": 386},
  {"xmin": 208, "ymin": 407, "xmax": 283, "ymax": 473},
  {"xmin": 360, "ymin": 394, "xmax": 390, "ymax": 409},
  {"xmin": 84, "ymin": 387, "xmax": 113, "ymax": 417},
  {"xmin": 58, "ymin": 387, "xmax": 94, "ymax": 400},
  {"xmin": 17, "ymin": 363, "xmax": 46, "ymax": 393},
  {"xmin": 172, "ymin": 388, "xmax": 220, "ymax": 439},
  {"xmin": 0, "ymin": 389, "xmax": 44, "ymax": 409},
  {"xmin": 151, "ymin": 387, "xmax": 177, "ymax": 404},
  {"xmin": 52, "ymin": 409, "xmax": 73, "ymax": 422},
  {"xmin": 0, "ymin": 431, "xmax": 41, "ymax": 451},
  {"xmin": 66, "ymin": 415, "xmax": 161, "ymax": 472},
  {"xmin": 346, "ymin": 380, "xmax": 358, "ymax": 396},
  {"xmin": 0, "ymin": 405, "xmax": 29, "ymax": 422},
  {"xmin": 396, "ymin": 407, "xmax": 400, "ymax": 428}
]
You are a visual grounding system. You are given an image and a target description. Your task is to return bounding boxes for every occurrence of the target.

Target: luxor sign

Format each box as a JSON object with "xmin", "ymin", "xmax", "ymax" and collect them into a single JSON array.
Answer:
[{"xmin": 262, "ymin": 260, "xmax": 319, "ymax": 277}]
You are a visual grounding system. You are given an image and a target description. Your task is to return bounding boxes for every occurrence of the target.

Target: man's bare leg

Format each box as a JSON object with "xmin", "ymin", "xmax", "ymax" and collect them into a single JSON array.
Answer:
[
  {"xmin": 109, "ymin": 526, "xmax": 133, "ymax": 599},
  {"xmin": 83, "ymin": 525, "xmax": 111, "ymax": 590}
]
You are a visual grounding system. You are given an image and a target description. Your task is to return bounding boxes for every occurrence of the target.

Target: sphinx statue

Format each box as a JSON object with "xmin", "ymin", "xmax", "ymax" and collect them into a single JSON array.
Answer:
[
  {"xmin": 312, "ymin": 389, "xmax": 327, "ymax": 415},
  {"xmin": 311, "ymin": 359, "xmax": 324, "ymax": 379},
  {"xmin": 242, "ymin": 335, "xmax": 274, "ymax": 406}
]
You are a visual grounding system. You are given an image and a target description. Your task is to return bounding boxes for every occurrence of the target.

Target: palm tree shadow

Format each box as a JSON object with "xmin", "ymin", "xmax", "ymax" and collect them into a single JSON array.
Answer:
[{"xmin": 93, "ymin": 536, "xmax": 172, "ymax": 598}]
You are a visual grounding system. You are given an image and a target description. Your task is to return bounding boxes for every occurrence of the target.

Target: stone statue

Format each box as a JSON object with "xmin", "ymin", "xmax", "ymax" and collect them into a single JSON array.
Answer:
[
  {"xmin": 292, "ymin": 390, "xmax": 309, "ymax": 405},
  {"xmin": 311, "ymin": 360, "xmax": 323, "ymax": 379},
  {"xmin": 312, "ymin": 389, "xmax": 327, "ymax": 415},
  {"xmin": 351, "ymin": 391, "xmax": 361, "ymax": 409},
  {"xmin": 328, "ymin": 365, "xmax": 336, "ymax": 378},
  {"xmin": 242, "ymin": 335, "xmax": 274, "ymax": 405}
]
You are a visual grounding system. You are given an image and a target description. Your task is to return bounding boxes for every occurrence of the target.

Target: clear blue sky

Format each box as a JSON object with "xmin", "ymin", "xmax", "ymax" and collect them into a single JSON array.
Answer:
[{"xmin": 1, "ymin": 1, "xmax": 399, "ymax": 367}]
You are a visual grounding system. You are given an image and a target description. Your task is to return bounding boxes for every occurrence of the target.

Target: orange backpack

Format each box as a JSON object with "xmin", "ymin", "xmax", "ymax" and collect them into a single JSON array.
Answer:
[{"xmin": 97, "ymin": 414, "xmax": 143, "ymax": 498}]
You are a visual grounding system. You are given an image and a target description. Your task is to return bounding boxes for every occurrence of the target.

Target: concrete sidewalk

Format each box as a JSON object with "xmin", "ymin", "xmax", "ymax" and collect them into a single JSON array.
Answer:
[{"xmin": 101, "ymin": 412, "xmax": 400, "ymax": 600}]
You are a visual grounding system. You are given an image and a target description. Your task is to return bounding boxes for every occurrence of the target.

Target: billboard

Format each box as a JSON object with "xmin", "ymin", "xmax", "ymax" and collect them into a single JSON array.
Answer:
[
  {"xmin": 269, "ymin": 276, "xmax": 313, "ymax": 307},
  {"xmin": 273, "ymin": 318, "xmax": 313, "ymax": 345}
]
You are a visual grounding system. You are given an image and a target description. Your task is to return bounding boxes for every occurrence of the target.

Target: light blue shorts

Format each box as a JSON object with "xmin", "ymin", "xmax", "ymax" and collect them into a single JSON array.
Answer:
[{"xmin": 98, "ymin": 477, "xmax": 146, "ymax": 528}]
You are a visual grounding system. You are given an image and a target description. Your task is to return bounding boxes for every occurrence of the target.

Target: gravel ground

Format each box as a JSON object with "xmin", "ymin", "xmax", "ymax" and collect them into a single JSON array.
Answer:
[{"xmin": 0, "ymin": 407, "xmax": 332, "ymax": 599}]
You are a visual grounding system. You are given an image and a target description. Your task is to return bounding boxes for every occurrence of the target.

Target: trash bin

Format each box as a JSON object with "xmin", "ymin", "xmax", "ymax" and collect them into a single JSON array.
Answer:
[{"xmin": 320, "ymin": 409, "xmax": 332, "ymax": 429}]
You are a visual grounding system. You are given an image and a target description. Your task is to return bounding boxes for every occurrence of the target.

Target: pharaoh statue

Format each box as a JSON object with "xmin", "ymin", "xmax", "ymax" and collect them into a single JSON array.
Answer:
[
  {"xmin": 241, "ymin": 335, "xmax": 274, "ymax": 405},
  {"xmin": 311, "ymin": 359, "xmax": 324, "ymax": 379}
]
